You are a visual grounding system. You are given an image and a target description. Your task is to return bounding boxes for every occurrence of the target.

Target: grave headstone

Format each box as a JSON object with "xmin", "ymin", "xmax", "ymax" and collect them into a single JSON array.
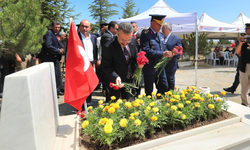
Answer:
[{"xmin": 0, "ymin": 62, "xmax": 59, "ymax": 150}]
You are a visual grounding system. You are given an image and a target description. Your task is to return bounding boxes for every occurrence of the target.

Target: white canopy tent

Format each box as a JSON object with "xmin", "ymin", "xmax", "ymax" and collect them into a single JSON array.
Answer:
[
  {"xmin": 116, "ymin": 0, "xmax": 199, "ymax": 87},
  {"xmin": 232, "ymin": 12, "xmax": 250, "ymax": 28},
  {"xmin": 198, "ymin": 12, "xmax": 243, "ymax": 39},
  {"xmin": 116, "ymin": 0, "xmax": 197, "ymax": 35}
]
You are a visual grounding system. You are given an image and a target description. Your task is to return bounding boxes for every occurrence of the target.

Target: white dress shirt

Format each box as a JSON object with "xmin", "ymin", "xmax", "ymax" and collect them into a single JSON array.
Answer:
[{"xmin": 80, "ymin": 32, "xmax": 94, "ymax": 62}]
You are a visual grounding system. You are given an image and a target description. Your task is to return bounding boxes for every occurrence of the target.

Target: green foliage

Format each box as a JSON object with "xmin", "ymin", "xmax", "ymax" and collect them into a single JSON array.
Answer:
[
  {"xmin": 121, "ymin": 0, "xmax": 139, "ymax": 19},
  {"xmin": 81, "ymin": 88, "xmax": 228, "ymax": 146},
  {"xmin": 218, "ymin": 39, "xmax": 232, "ymax": 45},
  {"xmin": 90, "ymin": 23, "xmax": 99, "ymax": 34},
  {"xmin": 88, "ymin": 0, "xmax": 118, "ymax": 25},
  {"xmin": 0, "ymin": 0, "xmax": 49, "ymax": 57},
  {"xmin": 40, "ymin": 0, "xmax": 80, "ymax": 28},
  {"xmin": 182, "ymin": 32, "xmax": 213, "ymax": 59}
]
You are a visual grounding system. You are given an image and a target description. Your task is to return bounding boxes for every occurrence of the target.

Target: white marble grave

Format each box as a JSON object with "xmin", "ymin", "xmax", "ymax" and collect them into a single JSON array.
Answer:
[{"xmin": 0, "ymin": 62, "xmax": 59, "ymax": 150}]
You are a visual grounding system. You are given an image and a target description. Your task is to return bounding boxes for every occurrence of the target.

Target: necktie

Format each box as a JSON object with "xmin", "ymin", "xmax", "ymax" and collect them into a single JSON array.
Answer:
[
  {"xmin": 124, "ymin": 47, "xmax": 131, "ymax": 78},
  {"xmin": 133, "ymin": 34, "xmax": 136, "ymax": 39}
]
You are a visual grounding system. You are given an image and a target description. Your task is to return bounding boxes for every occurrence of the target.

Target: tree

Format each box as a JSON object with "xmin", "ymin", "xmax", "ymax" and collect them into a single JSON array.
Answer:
[
  {"xmin": 88, "ymin": 0, "xmax": 118, "ymax": 25},
  {"xmin": 218, "ymin": 39, "xmax": 232, "ymax": 45},
  {"xmin": 0, "ymin": 0, "xmax": 49, "ymax": 58},
  {"xmin": 182, "ymin": 33, "xmax": 213, "ymax": 60},
  {"xmin": 40, "ymin": 0, "xmax": 80, "ymax": 28},
  {"xmin": 121, "ymin": 0, "xmax": 139, "ymax": 19}
]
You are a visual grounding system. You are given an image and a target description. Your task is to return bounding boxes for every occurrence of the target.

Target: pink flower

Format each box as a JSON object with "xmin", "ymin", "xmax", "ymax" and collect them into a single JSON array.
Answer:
[
  {"xmin": 172, "ymin": 48, "xmax": 179, "ymax": 54},
  {"xmin": 137, "ymin": 51, "xmax": 146, "ymax": 57},
  {"xmin": 179, "ymin": 49, "xmax": 183, "ymax": 55},
  {"xmin": 230, "ymin": 43, "xmax": 236, "ymax": 48},
  {"xmin": 77, "ymin": 110, "xmax": 81, "ymax": 115},
  {"xmin": 109, "ymin": 82, "xmax": 114, "ymax": 88},
  {"xmin": 80, "ymin": 111, "xmax": 85, "ymax": 118},
  {"xmin": 113, "ymin": 85, "xmax": 119, "ymax": 90}
]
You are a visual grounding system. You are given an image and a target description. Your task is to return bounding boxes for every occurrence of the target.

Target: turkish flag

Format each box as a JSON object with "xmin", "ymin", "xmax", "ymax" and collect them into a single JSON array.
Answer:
[{"xmin": 64, "ymin": 21, "xmax": 99, "ymax": 111}]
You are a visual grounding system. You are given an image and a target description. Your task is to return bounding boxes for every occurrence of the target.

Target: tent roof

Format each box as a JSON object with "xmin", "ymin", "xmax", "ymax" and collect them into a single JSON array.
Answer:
[
  {"xmin": 116, "ymin": 0, "xmax": 197, "ymax": 34},
  {"xmin": 232, "ymin": 12, "xmax": 250, "ymax": 26}
]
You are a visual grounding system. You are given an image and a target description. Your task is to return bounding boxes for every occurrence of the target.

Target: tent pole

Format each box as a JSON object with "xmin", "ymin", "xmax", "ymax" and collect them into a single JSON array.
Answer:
[{"xmin": 195, "ymin": 12, "xmax": 198, "ymax": 88}]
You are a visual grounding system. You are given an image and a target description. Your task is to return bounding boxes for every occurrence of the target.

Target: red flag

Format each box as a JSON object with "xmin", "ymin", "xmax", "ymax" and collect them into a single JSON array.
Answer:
[{"xmin": 64, "ymin": 21, "xmax": 99, "ymax": 111}]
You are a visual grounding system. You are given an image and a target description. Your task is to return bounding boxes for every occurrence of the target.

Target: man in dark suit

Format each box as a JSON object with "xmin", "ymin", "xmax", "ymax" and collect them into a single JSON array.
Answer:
[
  {"xmin": 40, "ymin": 20, "xmax": 64, "ymax": 96},
  {"xmin": 162, "ymin": 22, "xmax": 182, "ymax": 91},
  {"xmin": 140, "ymin": 15, "xmax": 173, "ymax": 96},
  {"xmin": 101, "ymin": 22, "xmax": 141, "ymax": 101},
  {"xmin": 131, "ymin": 21, "xmax": 141, "ymax": 51},
  {"xmin": 78, "ymin": 19, "xmax": 98, "ymax": 107},
  {"xmin": 100, "ymin": 21, "xmax": 118, "ymax": 48}
]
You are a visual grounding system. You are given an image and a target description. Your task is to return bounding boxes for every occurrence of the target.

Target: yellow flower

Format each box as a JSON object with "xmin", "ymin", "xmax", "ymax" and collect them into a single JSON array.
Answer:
[
  {"xmin": 99, "ymin": 105, "xmax": 104, "ymax": 109},
  {"xmin": 208, "ymin": 104, "xmax": 215, "ymax": 109},
  {"xmin": 195, "ymin": 90, "xmax": 200, "ymax": 93},
  {"xmin": 151, "ymin": 92, "xmax": 156, "ymax": 96},
  {"xmin": 174, "ymin": 86, "xmax": 177, "ymax": 90},
  {"xmin": 221, "ymin": 91, "xmax": 226, "ymax": 96},
  {"xmin": 98, "ymin": 100, "xmax": 103, "ymax": 105},
  {"xmin": 183, "ymin": 89, "xmax": 187, "ymax": 92},
  {"xmin": 111, "ymin": 96, "xmax": 116, "ymax": 100},
  {"xmin": 138, "ymin": 95, "xmax": 142, "ymax": 99},
  {"xmin": 186, "ymin": 101, "xmax": 191, "ymax": 104},
  {"xmin": 146, "ymin": 106, "xmax": 151, "ymax": 110},
  {"xmin": 177, "ymin": 111, "xmax": 182, "ymax": 114},
  {"xmin": 195, "ymin": 102, "xmax": 200, "ymax": 108},
  {"xmin": 152, "ymin": 107, "xmax": 159, "ymax": 113},
  {"xmin": 181, "ymin": 94, "xmax": 185, "ymax": 98},
  {"xmin": 178, "ymin": 103, "xmax": 184, "ymax": 109},
  {"xmin": 185, "ymin": 91, "xmax": 188, "ymax": 95},
  {"xmin": 206, "ymin": 93, "xmax": 212, "ymax": 98},
  {"xmin": 174, "ymin": 95, "xmax": 180, "ymax": 100},
  {"xmin": 87, "ymin": 106, "xmax": 93, "ymax": 110},
  {"xmin": 103, "ymin": 106, "xmax": 110, "ymax": 112},
  {"xmin": 134, "ymin": 119, "xmax": 141, "ymax": 126},
  {"xmin": 134, "ymin": 112, "xmax": 139, "ymax": 117},
  {"xmin": 133, "ymin": 102, "xmax": 140, "ymax": 107},
  {"xmin": 170, "ymin": 98, "xmax": 175, "ymax": 103},
  {"xmin": 147, "ymin": 95, "xmax": 151, "ymax": 99},
  {"xmin": 214, "ymin": 94, "xmax": 219, "ymax": 98},
  {"xmin": 143, "ymin": 93, "xmax": 146, "ymax": 97},
  {"xmin": 188, "ymin": 89, "xmax": 192, "ymax": 93},
  {"xmin": 129, "ymin": 116, "xmax": 135, "ymax": 120},
  {"xmin": 217, "ymin": 98, "xmax": 222, "ymax": 102},
  {"xmin": 82, "ymin": 120, "xmax": 89, "ymax": 128},
  {"xmin": 108, "ymin": 107, "xmax": 115, "ymax": 113},
  {"xmin": 166, "ymin": 103, "xmax": 170, "ymax": 107},
  {"xmin": 117, "ymin": 99, "xmax": 123, "ymax": 104},
  {"xmin": 125, "ymin": 102, "xmax": 132, "ymax": 108},
  {"xmin": 144, "ymin": 109, "xmax": 149, "ymax": 114},
  {"xmin": 104, "ymin": 125, "xmax": 113, "ymax": 133},
  {"xmin": 157, "ymin": 93, "xmax": 161, "ymax": 97},
  {"xmin": 171, "ymin": 105, "xmax": 177, "ymax": 111},
  {"xmin": 181, "ymin": 91, "xmax": 185, "ymax": 95},
  {"xmin": 151, "ymin": 116, "xmax": 158, "ymax": 121},
  {"xmin": 187, "ymin": 86, "xmax": 190, "ymax": 89},
  {"xmin": 191, "ymin": 86, "xmax": 196, "ymax": 90},
  {"xmin": 192, "ymin": 96, "xmax": 198, "ymax": 100},
  {"xmin": 165, "ymin": 111, "xmax": 169, "ymax": 115},
  {"xmin": 113, "ymin": 103, "xmax": 120, "ymax": 109},
  {"xmin": 198, "ymin": 97, "xmax": 204, "ymax": 102},
  {"xmin": 182, "ymin": 115, "xmax": 186, "ymax": 120},
  {"xmin": 130, "ymin": 113, "xmax": 135, "ymax": 117},
  {"xmin": 106, "ymin": 119, "xmax": 114, "ymax": 126},
  {"xmin": 119, "ymin": 118, "xmax": 128, "ymax": 127},
  {"xmin": 99, "ymin": 118, "xmax": 108, "ymax": 126},
  {"xmin": 149, "ymin": 102, "xmax": 155, "ymax": 107}
]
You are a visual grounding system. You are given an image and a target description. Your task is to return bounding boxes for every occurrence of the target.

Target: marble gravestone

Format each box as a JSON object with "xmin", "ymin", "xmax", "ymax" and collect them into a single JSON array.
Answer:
[{"xmin": 0, "ymin": 63, "xmax": 59, "ymax": 150}]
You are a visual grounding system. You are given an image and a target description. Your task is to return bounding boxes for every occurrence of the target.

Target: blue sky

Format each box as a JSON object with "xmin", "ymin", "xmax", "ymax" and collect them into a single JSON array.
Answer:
[{"xmin": 68, "ymin": 0, "xmax": 250, "ymax": 25}]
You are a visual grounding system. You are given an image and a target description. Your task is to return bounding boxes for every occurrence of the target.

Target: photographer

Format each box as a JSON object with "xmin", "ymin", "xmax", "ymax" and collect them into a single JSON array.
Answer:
[{"xmin": 236, "ymin": 23, "xmax": 250, "ymax": 107}]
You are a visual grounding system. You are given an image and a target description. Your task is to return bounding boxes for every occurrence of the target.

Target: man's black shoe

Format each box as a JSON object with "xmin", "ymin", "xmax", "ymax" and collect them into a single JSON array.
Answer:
[
  {"xmin": 223, "ymin": 87, "xmax": 235, "ymax": 94},
  {"xmin": 241, "ymin": 103, "xmax": 249, "ymax": 107},
  {"xmin": 248, "ymin": 93, "xmax": 250, "ymax": 96},
  {"xmin": 57, "ymin": 91, "xmax": 64, "ymax": 95}
]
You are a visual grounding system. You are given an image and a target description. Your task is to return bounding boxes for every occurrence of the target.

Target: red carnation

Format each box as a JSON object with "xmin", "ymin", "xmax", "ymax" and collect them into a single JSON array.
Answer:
[
  {"xmin": 109, "ymin": 82, "xmax": 114, "ymax": 88},
  {"xmin": 113, "ymin": 85, "xmax": 119, "ymax": 90}
]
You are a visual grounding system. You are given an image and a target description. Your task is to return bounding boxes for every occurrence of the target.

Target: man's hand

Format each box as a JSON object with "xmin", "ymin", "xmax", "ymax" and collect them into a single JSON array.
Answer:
[
  {"xmin": 239, "ymin": 36, "xmax": 245, "ymax": 44},
  {"xmin": 15, "ymin": 53, "xmax": 22, "ymax": 63},
  {"xmin": 96, "ymin": 60, "xmax": 101, "ymax": 66},
  {"xmin": 163, "ymin": 51, "xmax": 174, "ymax": 57},
  {"xmin": 59, "ymin": 48, "xmax": 64, "ymax": 54},
  {"xmin": 116, "ymin": 77, "xmax": 124, "ymax": 88}
]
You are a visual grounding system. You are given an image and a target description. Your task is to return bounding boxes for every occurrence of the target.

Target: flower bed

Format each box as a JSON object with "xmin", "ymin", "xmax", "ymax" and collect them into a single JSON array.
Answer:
[{"xmin": 80, "ymin": 86, "xmax": 228, "ymax": 149}]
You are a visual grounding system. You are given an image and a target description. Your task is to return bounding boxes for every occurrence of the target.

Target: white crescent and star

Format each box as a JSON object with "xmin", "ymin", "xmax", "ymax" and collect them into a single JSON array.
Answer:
[{"xmin": 78, "ymin": 45, "xmax": 90, "ymax": 72}]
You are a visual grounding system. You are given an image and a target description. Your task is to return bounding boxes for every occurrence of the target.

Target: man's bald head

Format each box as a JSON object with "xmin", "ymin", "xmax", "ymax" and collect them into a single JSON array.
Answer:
[{"xmin": 79, "ymin": 20, "xmax": 92, "ymax": 36}]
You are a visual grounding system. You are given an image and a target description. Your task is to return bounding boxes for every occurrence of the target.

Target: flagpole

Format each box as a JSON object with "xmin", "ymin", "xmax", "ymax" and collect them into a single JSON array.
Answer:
[{"xmin": 84, "ymin": 101, "xmax": 88, "ymax": 115}]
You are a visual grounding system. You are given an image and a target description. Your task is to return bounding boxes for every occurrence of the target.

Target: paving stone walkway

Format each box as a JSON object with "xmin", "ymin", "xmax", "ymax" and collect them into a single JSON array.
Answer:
[{"xmin": 0, "ymin": 63, "xmax": 245, "ymax": 117}]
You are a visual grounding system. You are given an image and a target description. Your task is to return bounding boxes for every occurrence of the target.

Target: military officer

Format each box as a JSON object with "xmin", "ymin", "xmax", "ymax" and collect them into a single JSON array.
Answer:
[
  {"xmin": 236, "ymin": 23, "xmax": 250, "ymax": 106},
  {"xmin": 140, "ymin": 14, "xmax": 173, "ymax": 96}
]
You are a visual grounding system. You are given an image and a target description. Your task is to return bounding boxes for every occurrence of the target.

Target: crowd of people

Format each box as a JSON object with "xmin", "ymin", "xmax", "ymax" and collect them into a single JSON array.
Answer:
[{"xmin": 1, "ymin": 15, "xmax": 250, "ymax": 109}]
